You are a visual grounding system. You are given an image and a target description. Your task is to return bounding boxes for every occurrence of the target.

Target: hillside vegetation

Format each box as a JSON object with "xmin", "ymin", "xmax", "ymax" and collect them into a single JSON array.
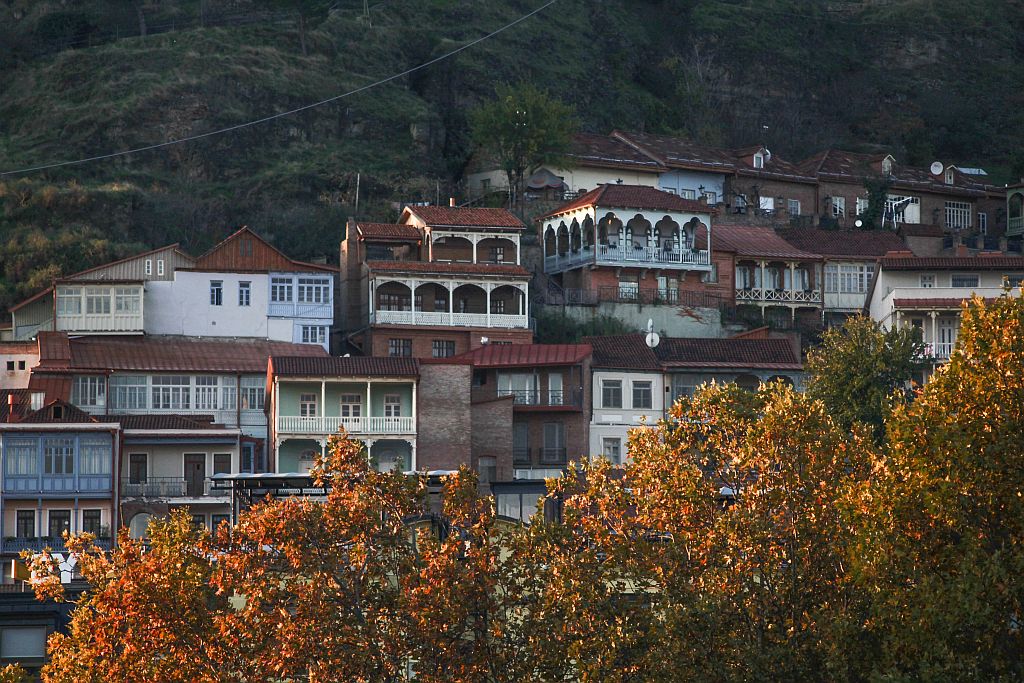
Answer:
[{"xmin": 1, "ymin": 0, "xmax": 1023, "ymax": 311}]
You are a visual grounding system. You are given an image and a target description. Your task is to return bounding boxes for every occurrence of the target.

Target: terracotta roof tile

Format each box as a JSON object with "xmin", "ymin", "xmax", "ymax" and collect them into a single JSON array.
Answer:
[
  {"xmin": 0, "ymin": 389, "xmax": 32, "ymax": 421},
  {"xmin": 569, "ymin": 133, "xmax": 666, "ymax": 172},
  {"xmin": 542, "ymin": 184, "xmax": 711, "ymax": 219},
  {"xmin": 450, "ymin": 344, "xmax": 591, "ymax": 368},
  {"xmin": 879, "ymin": 255, "xmax": 1024, "ymax": 270},
  {"xmin": 19, "ymin": 400, "xmax": 98, "ymax": 424},
  {"xmin": 714, "ymin": 225, "xmax": 820, "ymax": 260},
  {"xmin": 112, "ymin": 414, "xmax": 229, "ymax": 430},
  {"xmin": 367, "ymin": 260, "xmax": 531, "ymax": 277},
  {"xmin": 777, "ymin": 228, "xmax": 907, "ymax": 258},
  {"xmin": 271, "ymin": 356, "xmax": 419, "ymax": 377},
  {"xmin": 405, "ymin": 206, "xmax": 525, "ymax": 230},
  {"xmin": 37, "ymin": 335, "xmax": 327, "ymax": 374},
  {"xmin": 611, "ymin": 131, "xmax": 736, "ymax": 170},
  {"xmin": 357, "ymin": 222, "xmax": 422, "ymax": 242},
  {"xmin": 586, "ymin": 335, "xmax": 660, "ymax": 371}
]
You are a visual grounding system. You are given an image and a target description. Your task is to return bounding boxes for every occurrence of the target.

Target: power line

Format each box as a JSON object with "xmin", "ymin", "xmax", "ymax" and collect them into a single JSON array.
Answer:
[{"xmin": 1, "ymin": 0, "xmax": 560, "ymax": 178}]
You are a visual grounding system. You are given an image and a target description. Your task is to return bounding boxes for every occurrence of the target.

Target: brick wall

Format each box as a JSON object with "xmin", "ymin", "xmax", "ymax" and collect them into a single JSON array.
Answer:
[
  {"xmin": 368, "ymin": 326, "xmax": 534, "ymax": 358},
  {"xmin": 471, "ymin": 396, "xmax": 514, "ymax": 483},
  {"xmin": 417, "ymin": 363, "xmax": 473, "ymax": 471}
]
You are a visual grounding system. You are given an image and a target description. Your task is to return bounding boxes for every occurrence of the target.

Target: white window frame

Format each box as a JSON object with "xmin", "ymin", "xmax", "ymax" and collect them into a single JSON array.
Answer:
[
  {"xmin": 56, "ymin": 287, "xmax": 82, "ymax": 316},
  {"xmin": 601, "ymin": 379, "xmax": 622, "ymax": 409},
  {"xmin": 301, "ymin": 325, "xmax": 327, "ymax": 345},
  {"xmin": 85, "ymin": 288, "xmax": 111, "ymax": 315},
  {"xmin": 831, "ymin": 196, "xmax": 846, "ymax": 218},
  {"xmin": 339, "ymin": 394, "xmax": 362, "ymax": 418},
  {"xmin": 384, "ymin": 394, "xmax": 402, "ymax": 418},
  {"xmin": 297, "ymin": 277, "xmax": 331, "ymax": 305},
  {"xmin": 144, "ymin": 259, "xmax": 153, "ymax": 276},
  {"xmin": 787, "ymin": 199, "xmax": 801, "ymax": 216},
  {"xmin": 299, "ymin": 393, "xmax": 317, "ymax": 418},
  {"xmin": 270, "ymin": 277, "xmax": 293, "ymax": 303},
  {"xmin": 157, "ymin": 259, "xmax": 165, "ymax": 276},
  {"xmin": 920, "ymin": 274, "xmax": 935, "ymax": 288},
  {"xmin": 210, "ymin": 281, "xmax": 223, "ymax": 306},
  {"xmin": 602, "ymin": 438, "xmax": 622, "ymax": 465},
  {"xmin": 238, "ymin": 282, "xmax": 251, "ymax": 307},
  {"xmin": 951, "ymin": 273, "xmax": 979, "ymax": 288},
  {"xmin": 945, "ymin": 201, "xmax": 972, "ymax": 231},
  {"xmin": 72, "ymin": 376, "xmax": 106, "ymax": 407},
  {"xmin": 978, "ymin": 212, "xmax": 988, "ymax": 235}
]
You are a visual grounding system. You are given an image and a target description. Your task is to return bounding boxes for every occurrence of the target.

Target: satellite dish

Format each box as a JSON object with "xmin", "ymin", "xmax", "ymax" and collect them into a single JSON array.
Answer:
[
  {"xmin": 929, "ymin": 161, "xmax": 944, "ymax": 176},
  {"xmin": 854, "ymin": 219, "xmax": 863, "ymax": 228},
  {"xmin": 646, "ymin": 332, "xmax": 660, "ymax": 349}
]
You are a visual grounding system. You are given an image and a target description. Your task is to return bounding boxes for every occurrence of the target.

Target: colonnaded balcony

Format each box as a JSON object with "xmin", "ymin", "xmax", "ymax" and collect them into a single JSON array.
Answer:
[
  {"xmin": 369, "ymin": 278, "xmax": 530, "ymax": 329},
  {"xmin": 276, "ymin": 415, "xmax": 415, "ymax": 436},
  {"xmin": 734, "ymin": 259, "xmax": 823, "ymax": 306},
  {"xmin": 542, "ymin": 213, "xmax": 712, "ymax": 274}
]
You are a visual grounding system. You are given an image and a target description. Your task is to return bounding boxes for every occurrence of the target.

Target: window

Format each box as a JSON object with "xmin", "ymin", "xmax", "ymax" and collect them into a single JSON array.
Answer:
[
  {"xmin": 379, "ymin": 293, "xmax": 408, "ymax": 311},
  {"xmin": 759, "ymin": 196, "xmax": 775, "ymax": 212},
  {"xmin": 191, "ymin": 514, "xmax": 206, "ymax": 530},
  {"xmin": 881, "ymin": 157, "xmax": 893, "ymax": 175},
  {"xmin": 210, "ymin": 281, "xmax": 223, "ymax": 306},
  {"xmin": 17, "ymin": 360, "xmax": 25, "ymax": 370},
  {"xmin": 16, "ymin": 510, "xmax": 35, "ymax": 538},
  {"xmin": 602, "ymin": 438, "xmax": 622, "ymax": 465},
  {"xmin": 632, "ymin": 381, "xmax": 653, "ymax": 409},
  {"xmin": 1004, "ymin": 274, "xmax": 1024, "ymax": 288},
  {"xmin": 978, "ymin": 212, "xmax": 988, "ymax": 235},
  {"xmin": 238, "ymin": 281, "xmax": 251, "ymax": 306},
  {"xmin": 85, "ymin": 288, "xmax": 111, "ymax": 315},
  {"xmin": 388, "ymin": 338, "xmax": 412, "ymax": 357},
  {"xmin": 194, "ymin": 376, "xmax": 219, "ymax": 411},
  {"xmin": 56, "ymin": 287, "xmax": 81, "ymax": 315},
  {"xmin": 221, "ymin": 376, "xmax": 237, "ymax": 411},
  {"xmin": 885, "ymin": 195, "xmax": 920, "ymax": 223},
  {"xmin": 702, "ymin": 190, "xmax": 717, "ymax": 204},
  {"xmin": 734, "ymin": 194, "xmax": 748, "ymax": 212},
  {"xmin": 542, "ymin": 422, "xmax": 565, "ymax": 463},
  {"xmin": 5, "ymin": 361, "xmax": 12, "ymax": 371},
  {"xmin": 787, "ymin": 199, "xmax": 801, "ymax": 216},
  {"xmin": 384, "ymin": 394, "xmax": 402, "ymax": 418},
  {"xmin": 151, "ymin": 375, "xmax": 190, "ymax": 410},
  {"xmin": 129, "ymin": 454, "xmax": 148, "ymax": 484},
  {"xmin": 211, "ymin": 514, "xmax": 230, "ymax": 530},
  {"xmin": 72, "ymin": 376, "xmax": 105, "ymax": 407},
  {"xmin": 44, "ymin": 438, "xmax": 74, "ymax": 475},
  {"xmin": 271, "ymin": 277, "xmax": 293, "ymax": 303},
  {"xmin": 753, "ymin": 153, "xmax": 764, "ymax": 169},
  {"xmin": 478, "ymin": 456, "xmax": 497, "ymax": 484},
  {"xmin": 79, "ymin": 436, "xmax": 110, "ymax": 475},
  {"xmin": 340, "ymin": 394, "xmax": 362, "ymax": 418},
  {"xmin": 513, "ymin": 423, "xmax": 529, "ymax": 462},
  {"xmin": 499, "ymin": 373, "xmax": 538, "ymax": 404},
  {"xmin": 945, "ymin": 168, "xmax": 954, "ymax": 184},
  {"xmin": 831, "ymin": 196, "xmax": 846, "ymax": 218},
  {"xmin": 82, "ymin": 510, "xmax": 102, "ymax": 535},
  {"xmin": 240, "ymin": 238, "xmax": 253, "ymax": 257},
  {"xmin": 114, "ymin": 287, "xmax": 140, "ymax": 314},
  {"xmin": 951, "ymin": 274, "xmax": 979, "ymax": 288},
  {"xmin": 157, "ymin": 259, "xmax": 165, "ymax": 276},
  {"xmin": 618, "ymin": 279, "xmax": 639, "ymax": 300},
  {"xmin": 679, "ymin": 189, "xmax": 697, "ymax": 200},
  {"xmin": 480, "ymin": 178, "xmax": 491, "ymax": 191},
  {"xmin": 145, "ymin": 259, "xmax": 153, "ymax": 276},
  {"xmin": 240, "ymin": 377, "xmax": 264, "ymax": 410},
  {"xmin": 297, "ymin": 277, "xmax": 331, "ymax": 304},
  {"xmin": 825, "ymin": 264, "xmax": 875, "ymax": 293},
  {"xmin": 702, "ymin": 263, "xmax": 719, "ymax": 284},
  {"xmin": 945, "ymin": 201, "xmax": 972, "ymax": 230},
  {"xmin": 432, "ymin": 340, "xmax": 455, "ymax": 358},
  {"xmin": 920, "ymin": 274, "xmax": 935, "ymax": 288},
  {"xmin": 301, "ymin": 325, "xmax": 327, "ymax": 345},
  {"xmin": 492, "ymin": 298, "xmax": 506, "ymax": 314},
  {"xmin": 548, "ymin": 373, "xmax": 563, "ymax": 405},
  {"xmin": 300, "ymin": 393, "xmax": 317, "ymax": 417},
  {"xmin": 213, "ymin": 453, "xmax": 232, "ymax": 475},
  {"xmin": 489, "ymin": 246, "xmax": 505, "ymax": 262},
  {"xmin": 602, "ymin": 379, "xmax": 622, "ymax": 408},
  {"xmin": 49, "ymin": 510, "xmax": 71, "ymax": 539},
  {"xmin": 5, "ymin": 440, "xmax": 34, "ymax": 478},
  {"xmin": 107, "ymin": 375, "xmax": 145, "ymax": 410},
  {"xmin": 856, "ymin": 197, "xmax": 870, "ymax": 216}
]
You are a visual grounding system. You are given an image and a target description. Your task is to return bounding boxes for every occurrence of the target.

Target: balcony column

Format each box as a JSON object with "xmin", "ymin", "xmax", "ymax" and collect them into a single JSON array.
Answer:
[
  {"xmin": 320, "ymin": 380, "xmax": 326, "ymax": 433},
  {"xmin": 516, "ymin": 235, "xmax": 522, "ymax": 265},
  {"xmin": 485, "ymin": 283, "xmax": 494, "ymax": 327},
  {"xmin": 930, "ymin": 310, "xmax": 939, "ymax": 354},
  {"xmin": 318, "ymin": 438, "xmax": 328, "ymax": 458},
  {"xmin": 366, "ymin": 380, "xmax": 372, "ymax": 431},
  {"xmin": 759, "ymin": 260, "xmax": 767, "ymax": 301},
  {"xmin": 410, "ymin": 279, "xmax": 417, "ymax": 325},
  {"xmin": 411, "ymin": 382, "xmax": 417, "ymax": 433},
  {"xmin": 472, "ymin": 234, "xmax": 480, "ymax": 264},
  {"xmin": 448, "ymin": 281, "xmax": 455, "ymax": 325},
  {"xmin": 409, "ymin": 440, "xmax": 417, "ymax": 471}
]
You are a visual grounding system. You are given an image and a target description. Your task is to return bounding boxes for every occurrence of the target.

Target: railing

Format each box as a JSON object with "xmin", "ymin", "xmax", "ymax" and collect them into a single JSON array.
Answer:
[
  {"xmin": 3, "ymin": 474, "xmax": 112, "ymax": 495},
  {"xmin": 277, "ymin": 415, "xmax": 415, "ymax": 435},
  {"xmin": 2, "ymin": 537, "xmax": 112, "ymax": 554},
  {"xmin": 513, "ymin": 467, "xmax": 566, "ymax": 480},
  {"xmin": 56, "ymin": 312, "xmax": 143, "ymax": 333},
  {"xmin": 371, "ymin": 310, "xmax": 529, "ymax": 329},
  {"xmin": 512, "ymin": 446, "xmax": 531, "ymax": 464},
  {"xmin": 539, "ymin": 447, "xmax": 567, "ymax": 464},
  {"xmin": 497, "ymin": 388, "xmax": 583, "ymax": 408},
  {"xmin": 120, "ymin": 477, "xmax": 228, "ymax": 498},
  {"xmin": 1009, "ymin": 215, "xmax": 1024, "ymax": 236},
  {"xmin": 594, "ymin": 286, "xmax": 724, "ymax": 309},
  {"xmin": 268, "ymin": 301, "xmax": 332, "ymax": 319},
  {"xmin": 544, "ymin": 245, "xmax": 712, "ymax": 272},
  {"xmin": 736, "ymin": 288, "xmax": 822, "ymax": 304}
]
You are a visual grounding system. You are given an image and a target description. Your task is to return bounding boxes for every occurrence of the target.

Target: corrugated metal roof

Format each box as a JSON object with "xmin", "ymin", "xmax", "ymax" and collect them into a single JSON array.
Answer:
[
  {"xmin": 450, "ymin": 343, "xmax": 591, "ymax": 368},
  {"xmin": 271, "ymin": 356, "xmax": 419, "ymax": 377},
  {"xmin": 110, "ymin": 414, "xmax": 229, "ymax": 430},
  {"xmin": 715, "ymin": 224, "xmax": 821, "ymax": 260},
  {"xmin": 19, "ymin": 400, "xmax": 98, "ymax": 424},
  {"xmin": 587, "ymin": 334, "xmax": 801, "ymax": 371},
  {"xmin": 777, "ymin": 228, "xmax": 908, "ymax": 258},
  {"xmin": 586, "ymin": 334, "xmax": 660, "ymax": 370},
  {"xmin": 569, "ymin": 133, "xmax": 666, "ymax": 171},
  {"xmin": 405, "ymin": 207, "xmax": 525, "ymax": 230}
]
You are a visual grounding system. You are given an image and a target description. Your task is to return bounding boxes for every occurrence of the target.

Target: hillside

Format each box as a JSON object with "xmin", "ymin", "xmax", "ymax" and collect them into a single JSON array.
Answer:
[{"xmin": 1, "ymin": 0, "xmax": 1023, "ymax": 312}]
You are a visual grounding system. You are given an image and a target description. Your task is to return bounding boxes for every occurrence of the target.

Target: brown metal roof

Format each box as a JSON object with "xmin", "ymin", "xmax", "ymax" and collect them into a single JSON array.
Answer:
[
  {"xmin": 450, "ymin": 343, "xmax": 591, "ymax": 368},
  {"xmin": 357, "ymin": 222, "xmax": 422, "ymax": 242},
  {"xmin": 587, "ymin": 334, "xmax": 801, "ymax": 371},
  {"xmin": 405, "ymin": 207, "xmax": 525, "ymax": 230},
  {"xmin": 111, "ymin": 414, "xmax": 230, "ymax": 430},
  {"xmin": 586, "ymin": 334, "xmax": 660, "ymax": 371},
  {"xmin": 36, "ymin": 334, "xmax": 328, "ymax": 373},
  {"xmin": 569, "ymin": 133, "xmax": 666, "ymax": 172},
  {"xmin": 611, "ymin": 130, "xmax": 736, "ymax": 171},
  {"xmin": 879, "ymin": 255, "xmax": 1024, "ymax": 270},
  {"xmin": 270, "ymin": 356, "xmax": 419, "ymax": 378},
  {"xmin": 714, "ymin": 224, "xmax": 820, "ymax": 260},
  {"xmin": 26, "ymin": 375, "xmax": 72, "ymax": 404},
  {"xmin": 891, "ymin": 297, "xmax": 996, "ymax": 309},
  {"xmin": 367, "ymin": 260, "xmax": 531, "ymax": 278},
  {"xmin": 542, "ymin": 184, "xmax": 712, "ymax": 219},
  {"xmin": 19, "ymin": 400, "xmax": 99, "ymax": 424},
  {"xmin": 801, "ymin": 149, "xmax": 992, "ymax": 196},
  {"xmin": 777, "ymin": 228, "xmax": 908, "ymax": 259}
]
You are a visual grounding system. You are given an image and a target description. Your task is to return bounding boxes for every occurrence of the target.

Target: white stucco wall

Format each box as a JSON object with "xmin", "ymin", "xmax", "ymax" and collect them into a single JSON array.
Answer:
[
  {"xmin": 0, "ymin": 349, "xmax": 37, "ymax": 389},
  {"xmin": 146, "ymin": 273, "xmax": 271, "ymax": 338},
  {"xmin": 658, "ymin": 169, "xmax": 727, "ymax": 203},
  {"xmin": 589, "ymin": 369, "xmax": 665, "ymax": 463},
  {"xmin": 867, "ymin": 269, "xmax": 1014, "ymax": 326}
]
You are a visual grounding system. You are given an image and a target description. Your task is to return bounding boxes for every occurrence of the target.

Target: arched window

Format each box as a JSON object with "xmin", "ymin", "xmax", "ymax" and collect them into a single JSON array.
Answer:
[{"xmin": 128, "ymin": 513, "xmax": 153, "ymax": 539}]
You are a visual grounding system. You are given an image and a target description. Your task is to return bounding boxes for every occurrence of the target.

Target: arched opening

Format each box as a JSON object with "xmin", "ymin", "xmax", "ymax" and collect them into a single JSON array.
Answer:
[
  {"xmin": 767, "ymin": 375, "xmax": 794, "ymax": 387},
  {"xmin": 432, "ymin": 235, "xmax": 474, "ymax": 263},
  {"xmin": 598, "ymin": 213, "xmax": 622, "ymax": 246},
  {"xmin": 452, "ymin": 284, "xmax": 487, "ymax": 314},
  {"xmin": 1010, "ymin": 193, "xmax": 1024, "ymax": 221},
  {"xmin": 655, "ymin": 216, "xmax": 681, "ymax": 255},
  {"xmin": 570, "ymin": 218, "xmax": 582, "ymax": 252},
  {"xmin": 375, "ymin": 281, "xmax": 412, "ymax": 311},
  {"xmin": 556, "ymin": 222, "xmax": 570, "ymax": 256},
  {"xmin": 478, "ymin": 237, "xmax": 516, "ymax": 264},
  {"xmin": 734, "ymin": 374, "xmax": 761, "ymax": 391},
  {"xmin": 371, "ymin": 440, "xmax": 412, "ymax": 472},
  {"xmin": 414, "ymin": 282, "xmax": 449, "ymax": 313},
  {"xmin": 686, "ymin": 218, "xmax": 710, "ymax": 251},
  {"xmin": 544, "ymin": 225, "xmax": 556, "ymax": 259},
  {"xmin": 490, "ymin": 284, "xmax": 526, "ymax": 317},
  {"xmin": 626, "ymin": 215, "xmax": 652, "ymax": 251},
  {"xmin": 582, "ymin": 216, "xmax": 595, "ymax": 248},
  {"xmin": 128, "ymin": 513, "xmax": 153, "ymax": 540}
]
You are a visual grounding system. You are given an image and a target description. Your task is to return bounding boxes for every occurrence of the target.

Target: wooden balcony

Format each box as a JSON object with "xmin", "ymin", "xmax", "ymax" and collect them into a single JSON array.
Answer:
[
  {"xmin": 371, "ymin": 310, "xmax": 528, "ymax": 329},
  {"xmin": 1, "ymin": 537, "xmax": 112, "ymax": 554},
  {"xmin": 277, "ymin": 415, "xmax": 415, "ymax": 436},
  {"xmin": 56, "ymin": 311, "xmax": 144, "ymax": 334},
  {"xmin": 120, "ymin": 477, "xmax": 229, "ymax": 498},
  {"xmin": 544, "ymin": 244, "xmax": 712, "ymax": 274},
  {"xmin": 736, "ymin": 287, "xmax": 822, "ymax": 305}
]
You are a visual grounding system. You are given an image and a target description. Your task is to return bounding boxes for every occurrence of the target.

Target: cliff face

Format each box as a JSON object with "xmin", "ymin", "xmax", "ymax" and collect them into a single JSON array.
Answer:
[{"xmin": 1, "ymin": 0, "xmax": 1022, "ymax": 312}]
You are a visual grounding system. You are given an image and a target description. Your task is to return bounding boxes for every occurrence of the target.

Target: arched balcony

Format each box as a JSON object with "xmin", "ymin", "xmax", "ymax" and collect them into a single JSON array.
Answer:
[
  {"xmin": 371, "ymin": 277, "xmax": 529, "ymax": 329},
  {"xmin": 432, "ymin": 235, "xmax": 474, "ymax": 263}
]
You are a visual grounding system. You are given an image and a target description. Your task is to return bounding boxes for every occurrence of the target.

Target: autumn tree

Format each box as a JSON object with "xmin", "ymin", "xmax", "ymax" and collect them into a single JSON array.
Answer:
[
  {"xmin": 805, "ymin": 314, "xmax": 925, "ymax": 440},
  {"xmin": 469, "ymin": 82, "xmax": 577, "ymax": 211}
]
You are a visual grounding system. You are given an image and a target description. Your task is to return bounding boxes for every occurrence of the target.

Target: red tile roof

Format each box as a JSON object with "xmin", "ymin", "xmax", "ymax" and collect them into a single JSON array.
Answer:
[
  {"xmin": 405, "ymin": 207, "xmax": 525, "ymax": 230},
  {"xmin": 19, "ymin": 400, "xmax": 99, "ymax": 424},
  {"xmin": 611, "ymin": 131, "xmax": 736, "ymax": 171},
  {"xmin": 879, "ymin": 255, "xmax": 1024, "ymax": 270},
  {"xmin": 36, "ymin": 334, "xmax": 328, "ymax": 373},
  {"xmin": 357, "ymin": 222, "xmax": 422, "ymax": 242},
  {"xmin": 0, "ymin": 389, "xmax": 32, "ymax": 421},
  {"xmin": 450, "ymin": 343, "xmax": 591, "ymax": 368},
  {"xmin": 777, "ymin": 228, "xmax": 908, "ymax": 259},
  {"xmin": 586, "ymin": 334, "xmax": 660, "ymax": 371},
  {"xmin": 801, "ymin": 150, "xmax": 992, "ymax": 196},
  {"xmin": 714, "ymin": 225, "xmax": 820, "ymax": 260},
  {"xmin": 569, "ymin": 133, "xmax": 666, "ymax": 172},
  {"xmin": 367, "ymin": 260, "xmax": 531, "ymax": 278},
  {"xmin": 270, "ymin": 356, "xmax": 419, "ymax": 377},
  {"xmin": 542, "ymin": 184, "xmax": 711, "ymax": 219},
  {"xmin": 112, "ymin": 414, "xmax": 232, "ymax": 430}
]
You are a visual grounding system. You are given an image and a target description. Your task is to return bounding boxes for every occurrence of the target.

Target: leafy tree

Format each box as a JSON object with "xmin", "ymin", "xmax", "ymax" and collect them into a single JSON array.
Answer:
[
  {"xmin": 805, "ymin": 315, "xmax": 925, "ymax": 440},
  {"xmin": 858, "ymin": 174, "xmax": 892, "ymax": 230},
  {"xmin": 469, "ymin": 82, "xmax": 577, "ymax": 211}
]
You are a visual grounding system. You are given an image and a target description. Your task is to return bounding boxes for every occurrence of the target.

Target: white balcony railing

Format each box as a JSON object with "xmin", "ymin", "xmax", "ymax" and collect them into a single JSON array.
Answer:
[
  {"xmin": 544, "ymin": 246, "xmax": 712, "ymax": 273},
  {"xmin": 371, "ymin": 310, "xmax": 528, "ymax": 329},
  {"xmin": 56, "ymin": 312, "xmax": 144, "ymax": 333},
  {"xmin": 277, "ymin": 415, "xmax": 414, "ymax": 435},
  {"xmin": 736, "ymin": 288, "xmax": 822, "ymax": 304}
]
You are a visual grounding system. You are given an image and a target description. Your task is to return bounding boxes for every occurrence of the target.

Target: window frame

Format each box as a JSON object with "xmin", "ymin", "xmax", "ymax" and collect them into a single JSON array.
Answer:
[
  {"xmin": 601, "ymin": 379, "xmax": 623, "ymax": 409},
  {"xmin": 238, "ymin": 281, "xmax": 251, "ymax": 307},
  {"xmin": 632, "ymin": 380, "xmax": 653, "ymax": 410},
  {"xmin": 299, "ymin": 393, "xmax": 318, "ymax": 418},
  {"xmin": 210, "ymin": 280, "xmax": 223, "ymax": 306},
  {"xmin": 388, "ymin": 338, "xmax": 412, "ymax": 357},
  {"xmin": 431, "ymin": 340, "xmax": 455, "ymax": 358}
]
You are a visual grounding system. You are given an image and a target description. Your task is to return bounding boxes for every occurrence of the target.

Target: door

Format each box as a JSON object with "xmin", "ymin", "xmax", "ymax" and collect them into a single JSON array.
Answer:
[
  {"xmin": 548, "ymin": 373, "xmax": 563, "ymax": 406},
  {"xmin": 184, "ymin": 454, "xmax": 205, "ymax": 497}
]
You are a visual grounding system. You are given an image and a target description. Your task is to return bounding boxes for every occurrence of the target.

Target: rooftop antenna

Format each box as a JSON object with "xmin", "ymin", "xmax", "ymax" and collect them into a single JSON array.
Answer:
[
  {"xmin": 929, "ymin": 161, "xmax": 944, "ymax": 176},
  {"xmin": 645, "ymin": 318, "xmax": 660, "ymax": 349}
]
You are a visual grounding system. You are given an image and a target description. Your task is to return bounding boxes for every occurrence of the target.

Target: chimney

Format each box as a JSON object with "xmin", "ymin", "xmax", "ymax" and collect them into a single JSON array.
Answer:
[
  {"xmin": 7, "ymin": 394, "xmax": 17, "ymax": 423},
  {"xmin": 956, "ymin": 243, "xmax": 970, "ymax": 257},
  {"xmin": 449, "ymin": 197, "xmax": 456, "ymax": 208}
]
